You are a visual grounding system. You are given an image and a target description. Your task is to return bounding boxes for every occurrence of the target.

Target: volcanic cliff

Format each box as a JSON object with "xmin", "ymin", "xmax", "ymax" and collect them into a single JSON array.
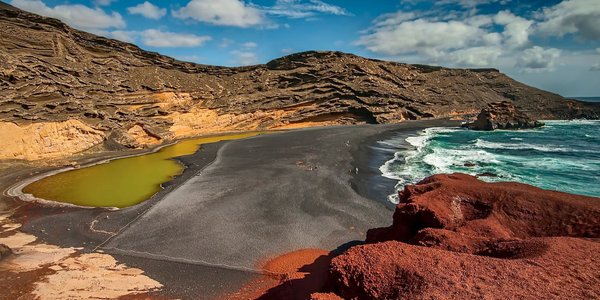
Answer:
[
  {"xmin": 1, "ymin": 2, "xmax": 599, "ymax": 160},
  {"xmin": 327, "ymin": 174, "xmax": 600, "ymax": 299}
]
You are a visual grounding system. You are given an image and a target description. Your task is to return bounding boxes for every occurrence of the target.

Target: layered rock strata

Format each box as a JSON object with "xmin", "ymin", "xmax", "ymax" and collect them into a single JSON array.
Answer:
[{"xmin": 1, "ymin": 2, "xmax": 599, "ymax": 160}]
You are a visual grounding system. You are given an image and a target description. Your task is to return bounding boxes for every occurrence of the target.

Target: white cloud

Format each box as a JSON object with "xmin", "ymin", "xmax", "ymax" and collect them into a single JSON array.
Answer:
[
  {"xmin": 141, "ymin": 29, "xmax": 211, "ymax": 47},
  {"xmin": 494, "ymin": 11, "xmax": 532, "ymax": 48},
  {"xmin": 537, "ymin": 0, "xmax": 600, "ymax": 40},
  {"xmin": 355, "ymin": 14, "xmax": 491, "ymax": 57},
  {"xmin": 109, "ymin": 30, "xmax": 137, "ymax": 43},
  {"xmin": 173, "ymin": 0, "xmax": 264, "ymax": 27},
  {"xmin": 591, "ymin": 48, "xmax": 600, "ymax": 71},
  {"xmin": 355, "ymin": 9, "xmax": 544, "ymax": 68},
  {"xmin": 175, "ymin": 55, "xmax": 203, "ymax": 63},
  {"xmin": 450, "ymin": 46, "xmax": 503, "ymax": 66},
  {"xmin": 402, "ymin": 0, "xmax": 511, "ymax": 9},
  {"xmin": 127, "ymin": 1, "xmax": 166, "ymax": 20},
  {"xmin": 241, "ymin": 42, "xmax": 258, "ymax": 48},
  {"xmin": 231, "ymin": 50, "xmax": 259, "ymax": 66},
  {"xmin": 94, "ymin": 0, "xmax": 116, "ymax": 6},
  {"xmin": 11, "ymin": 0, "xmax": 125, "ymax": 30},
  {"xmin": 516, "ymin": 46, "xmax": 561, "ymax": 72},
  {"xmin": 219, "ymin": 38, "xmax": 234, "ymax": 48},
  {"xmin": 264, "ymin": 0, "xmax": 351, "ymax": 18}
]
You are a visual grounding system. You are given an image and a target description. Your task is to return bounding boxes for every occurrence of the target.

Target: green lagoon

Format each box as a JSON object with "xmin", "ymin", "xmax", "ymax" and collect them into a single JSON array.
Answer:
[{"xmin": 23, "ymin": 132, "xmax": 262, "ymax": 208}]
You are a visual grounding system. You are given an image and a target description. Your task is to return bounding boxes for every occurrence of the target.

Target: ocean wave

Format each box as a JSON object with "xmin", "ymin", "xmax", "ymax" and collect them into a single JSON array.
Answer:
[
  {"xmin": 474, "ymin": 139, "xmax": 575, "ymax": 152},
  {"xmin": 544, "ymin": 120, "xmax": 600, "ymax": 126},
  {"xmin": 378, "ymin": 121, "xmax": 600, "ymax": 202},
  {"xmin": 379, "ymin": 127, "xmax": 448, "ymax": 182},
  {"xmin": 423, "ymin": 148, "xmax": 500, "ymax": 171},
  {"xmin": 376, "ymin": 139, "xmax": 406, "ymax": 148}
]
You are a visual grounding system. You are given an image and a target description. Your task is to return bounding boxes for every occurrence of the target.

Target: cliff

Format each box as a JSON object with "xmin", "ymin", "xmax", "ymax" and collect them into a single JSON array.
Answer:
[
  {"xmin": 1, "ymin": 2, "xmax": 598, "ymax": 160},
  {"xmin": 328, "ymin": 174, "xmax": 600, "ymax": 299}
]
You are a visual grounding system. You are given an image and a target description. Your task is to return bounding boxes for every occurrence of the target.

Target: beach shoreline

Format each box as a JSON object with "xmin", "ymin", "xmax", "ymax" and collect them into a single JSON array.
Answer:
[{"xmin": 0, "ymin": 119, "xmax": 460, "ymax": 299}]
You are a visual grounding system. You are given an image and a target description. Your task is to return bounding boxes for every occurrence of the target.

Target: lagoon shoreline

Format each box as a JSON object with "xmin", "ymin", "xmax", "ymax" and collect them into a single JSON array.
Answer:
[{"xmin": 0, "ymin": 119, "xmax": 460, "ymax": 299}]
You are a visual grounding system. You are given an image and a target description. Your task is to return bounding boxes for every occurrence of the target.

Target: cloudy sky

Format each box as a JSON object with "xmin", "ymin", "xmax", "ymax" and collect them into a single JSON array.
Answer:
[{"xmin": 9, "ymin": 0, "xmax": 600, "ymax": 96}]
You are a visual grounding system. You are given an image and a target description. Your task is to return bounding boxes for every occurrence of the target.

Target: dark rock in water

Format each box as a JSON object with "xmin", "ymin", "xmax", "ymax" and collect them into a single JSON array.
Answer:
[
  {"xmin": 477, "ymin": 172, "xmax": 497, "ymax": 177},
  {"xmin": 0, "ymin": 243, "xmax": 12, "ymax": 260},
  {"xmin": 463, "ymin": 101, "xmax": 544, "ymax": 131},
  {"xmin": 464, "ymin": 162, "xmax": 476, "ymax": 167}
]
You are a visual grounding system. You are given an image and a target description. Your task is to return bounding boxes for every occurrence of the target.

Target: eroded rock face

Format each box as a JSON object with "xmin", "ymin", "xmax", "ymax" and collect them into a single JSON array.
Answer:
[
  {"xmin": 1, "ymin": 3, "xmax": 599, "ymax": 160},
  {"xmin": 326, "ymin": 174, "xmax": 600, "ymax": 299},
  {"xmin": 463, "ymin": 101, "xmax": 544, "ymax": 130},
  {"xmin": 0, "ymin": 119, "xmax": 105, "ymax": 160},
  {"xmin": 0, "ymin": 243, "xmax": 12, "ymax": 260}
]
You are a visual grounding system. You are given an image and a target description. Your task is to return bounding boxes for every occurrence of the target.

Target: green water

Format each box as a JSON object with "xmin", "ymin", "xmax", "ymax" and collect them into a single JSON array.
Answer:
[{"xmin": 23, "ymin": 132, "xmax": 262, "ymax": 208}]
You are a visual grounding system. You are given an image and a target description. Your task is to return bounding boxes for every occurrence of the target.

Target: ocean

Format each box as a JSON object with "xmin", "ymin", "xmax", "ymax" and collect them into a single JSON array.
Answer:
[
  {"xmin": 572, "ymin": 97, "xmax": 600, "ymax": 102},
  {"xmin": 380, "ymin": 120, "xmax": 600, "ymax": 203}
]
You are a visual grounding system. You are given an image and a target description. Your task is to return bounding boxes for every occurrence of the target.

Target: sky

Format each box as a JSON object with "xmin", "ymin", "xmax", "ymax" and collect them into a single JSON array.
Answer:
[{"xmin": 8, "ymin": 0, "xmax": 600, "ymax": 97}]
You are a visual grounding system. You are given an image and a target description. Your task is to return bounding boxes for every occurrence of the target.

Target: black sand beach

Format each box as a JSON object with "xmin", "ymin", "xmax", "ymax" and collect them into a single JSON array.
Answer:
[{"xmin": 1, "ymin": 119, "xmax": 459, "ymax": 299}]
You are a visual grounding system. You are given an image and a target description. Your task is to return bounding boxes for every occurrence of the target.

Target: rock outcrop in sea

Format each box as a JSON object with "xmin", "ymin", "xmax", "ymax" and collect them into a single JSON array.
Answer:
[
  {"xmin": 463, "ymin": 101, "xmax": 544, "ymax": 130},
  {"xmin": 321, "ymin": 174, "xmax": 600, "ymax": 299},
  {"xmin": 1, "ymin": 2, "xmax": 599, "ymax": 160}
]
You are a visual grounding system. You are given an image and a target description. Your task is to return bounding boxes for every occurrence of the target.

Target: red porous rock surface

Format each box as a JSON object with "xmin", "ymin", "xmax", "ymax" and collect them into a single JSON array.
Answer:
[
  {"xmin": 330, "ymin": 237, "xmax": 600, "ymax": 299},
  {"xmin": 325, "ymin": 173, "xmax": 600, "ymax": 299},
  {"xmin": 366, "ymin": 173, "xmax": 600, "ymax": 244}
]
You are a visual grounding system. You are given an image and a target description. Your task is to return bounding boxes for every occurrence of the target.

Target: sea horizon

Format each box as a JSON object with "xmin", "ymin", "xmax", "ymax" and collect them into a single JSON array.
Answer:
[{"xmin": 570, "ymin": 96, "xmax": 600, "ymax": 102}]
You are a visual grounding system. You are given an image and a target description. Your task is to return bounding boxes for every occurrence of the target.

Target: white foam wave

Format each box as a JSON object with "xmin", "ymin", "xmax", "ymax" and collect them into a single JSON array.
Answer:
[
  {"xmin": 544, "ymin": 120, "xmax": 600, "ymax": 126},
  {"xmin": 379, "ymin": 128, "xmax": 447, "ymax": 181},
  {"xmin": 423, "ymin": 148, "xmax": 500, "ymax": 172},
  {"xmin": 474, "ymin": 139, "xmax": 574, "ymax": 152}
]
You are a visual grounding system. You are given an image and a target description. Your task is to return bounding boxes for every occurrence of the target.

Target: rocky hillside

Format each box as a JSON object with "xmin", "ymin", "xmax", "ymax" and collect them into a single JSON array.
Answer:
[{"xmin": 1, "ymin": 2, "xmax": 598, "ymax": 160}]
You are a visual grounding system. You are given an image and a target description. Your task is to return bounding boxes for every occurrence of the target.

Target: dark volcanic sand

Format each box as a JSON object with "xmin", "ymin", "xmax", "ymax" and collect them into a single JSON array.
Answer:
[{"xmin": 1, "ymin": 119, "xmax": 459, "ymax": 299}]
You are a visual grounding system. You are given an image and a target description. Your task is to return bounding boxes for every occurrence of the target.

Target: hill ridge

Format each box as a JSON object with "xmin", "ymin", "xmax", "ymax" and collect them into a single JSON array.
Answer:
[{"xmin": 0, "ymin": 1, "xmax": 599, "ymax": 160}]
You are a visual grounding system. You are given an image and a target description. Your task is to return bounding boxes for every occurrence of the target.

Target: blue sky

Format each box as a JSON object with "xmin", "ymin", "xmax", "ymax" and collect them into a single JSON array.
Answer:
[{"xmin": 9, "ymin": 0, "xmax": 600, "ymax": 96}]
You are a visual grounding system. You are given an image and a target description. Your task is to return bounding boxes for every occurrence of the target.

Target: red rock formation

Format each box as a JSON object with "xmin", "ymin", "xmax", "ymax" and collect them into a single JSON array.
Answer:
[
  {"xmin": 225, "ymin": 249, "xmax": 332, "ymax": 300},
  {"xmin": 325, "ymin": 174, "xmax": 600, "ymax": 299},
  {"xmin": 330, "ymin": 237, "xmax": 600, "ymax": 299},
  {"xmin": 367, "ymin": 173, "xmax": 600, "ymax": 245}
]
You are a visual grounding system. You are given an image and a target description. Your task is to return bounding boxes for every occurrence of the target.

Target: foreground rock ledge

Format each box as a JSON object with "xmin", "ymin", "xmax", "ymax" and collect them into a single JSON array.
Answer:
[{"xmin": 325, "ymin": 174, "xmax": 600, "ymax": 299}]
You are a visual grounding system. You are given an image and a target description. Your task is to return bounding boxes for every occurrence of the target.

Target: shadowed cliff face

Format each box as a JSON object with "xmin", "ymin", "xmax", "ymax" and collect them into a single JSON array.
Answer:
[{"xmin": 1, "ymin": 2, "xmax": 599, "ymax": 160}]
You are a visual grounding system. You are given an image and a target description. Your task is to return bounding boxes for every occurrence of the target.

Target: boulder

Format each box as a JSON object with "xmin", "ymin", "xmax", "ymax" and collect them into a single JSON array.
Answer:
[{"xmin": 463, "ymin": 101, "xmax": 544, "ymax": 130}]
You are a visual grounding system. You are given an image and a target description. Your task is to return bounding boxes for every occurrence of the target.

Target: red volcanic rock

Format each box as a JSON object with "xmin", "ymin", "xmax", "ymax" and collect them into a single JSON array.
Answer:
[
  {"xmin": 330, "ymin": 238, "xmax": 600, "ymax": 299},
  {"xmin": 325, "ymin": 174, "xmax": 600, "ymax": 299},
  {"xmin": 367, "ymin": 173, "xmax": 600, "ymax": 245},
  {"xmin": 309, "ymin": 293, "xmax": 343, "ymax": 300}
]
